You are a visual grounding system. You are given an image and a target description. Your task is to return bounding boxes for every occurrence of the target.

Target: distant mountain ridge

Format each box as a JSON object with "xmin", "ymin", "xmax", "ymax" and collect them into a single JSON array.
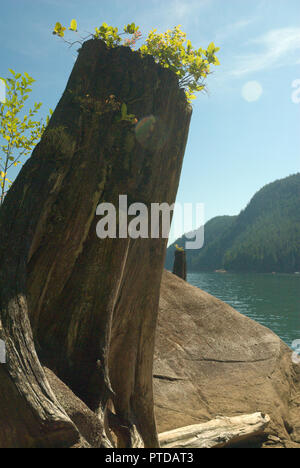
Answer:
[{"xmin": 166, "ymin": 173, "xmax": 300, "ymax": 273}]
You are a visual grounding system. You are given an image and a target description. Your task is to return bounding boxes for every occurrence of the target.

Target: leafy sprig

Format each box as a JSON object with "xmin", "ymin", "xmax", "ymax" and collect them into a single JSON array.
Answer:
[
  {"xmin": 0, "ymin": 70, "xmax": 52, "ymax": 203},
  {"xmin": 52, "ymin": 20, "xmax": 220, "ymax": 102}
]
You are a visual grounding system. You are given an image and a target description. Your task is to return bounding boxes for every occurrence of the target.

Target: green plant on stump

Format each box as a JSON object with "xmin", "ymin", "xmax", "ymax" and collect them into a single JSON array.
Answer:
[
  {"xmin": 52, "ymin": 20, "xmax": 220, "ymax": 103},
  {"xmin": 116, "ymin": 103, "xmax": 138, "ymax": 124}
]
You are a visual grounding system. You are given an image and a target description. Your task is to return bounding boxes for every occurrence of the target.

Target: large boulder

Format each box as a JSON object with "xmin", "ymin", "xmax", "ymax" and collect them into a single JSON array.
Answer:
[{"xmin": 154, "ymin": 270, "xmax": 300, "ymax": 448}]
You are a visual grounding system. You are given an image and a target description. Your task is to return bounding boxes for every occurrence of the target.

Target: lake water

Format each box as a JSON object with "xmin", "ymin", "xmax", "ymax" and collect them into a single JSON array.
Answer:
[{"xmin": 187, "ymin": 272, "xmax": 300, "ymax": 348}]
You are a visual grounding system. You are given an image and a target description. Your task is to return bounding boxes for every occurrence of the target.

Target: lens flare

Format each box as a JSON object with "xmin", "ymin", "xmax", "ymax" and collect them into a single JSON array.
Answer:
[
  {"xmin": 134, "ymin": 115, "xmax": 168, "ymax": 151},
  {"xmin": 135, "ymin": 115, "xmax": 156, "ymax": 146}
]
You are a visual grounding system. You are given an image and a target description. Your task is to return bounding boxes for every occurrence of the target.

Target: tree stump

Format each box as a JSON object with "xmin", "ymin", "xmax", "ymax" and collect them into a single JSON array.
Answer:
[
  {"xmin": 173, "ymin": 249, "xmax": 187, "ymax": 280},
  {"xmin": 0, "ymin": 39, "xmax": 192, "ymax": 448}
]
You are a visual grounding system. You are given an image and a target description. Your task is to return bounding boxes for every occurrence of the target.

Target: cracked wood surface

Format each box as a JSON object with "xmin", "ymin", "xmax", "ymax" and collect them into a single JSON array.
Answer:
[
  {"xmin": 0, "ymin": 40, "xmax": 192, "ymax": 448},
  {"xmin": 159, "ymin": 412, "xmax": 271, "ymax": 448}
]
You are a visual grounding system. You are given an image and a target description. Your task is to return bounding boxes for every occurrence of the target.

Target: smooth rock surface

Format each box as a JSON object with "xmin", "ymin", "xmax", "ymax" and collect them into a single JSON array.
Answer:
[{"xmin": 154, "ymin": 270, "xmax": 300, "ymax": 448}]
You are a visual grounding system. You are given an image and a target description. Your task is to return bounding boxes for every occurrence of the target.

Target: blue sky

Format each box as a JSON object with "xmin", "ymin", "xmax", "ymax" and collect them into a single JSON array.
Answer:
[{"xmin": 1, "ymin": 0, "xmax": 299, "ymax": 242}]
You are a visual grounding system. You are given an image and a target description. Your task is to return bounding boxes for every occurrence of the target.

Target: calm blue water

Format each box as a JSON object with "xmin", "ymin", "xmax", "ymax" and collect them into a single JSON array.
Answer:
[{"xmin": 187, "ymin": 272, "xmax": 300, "ymax": 348}]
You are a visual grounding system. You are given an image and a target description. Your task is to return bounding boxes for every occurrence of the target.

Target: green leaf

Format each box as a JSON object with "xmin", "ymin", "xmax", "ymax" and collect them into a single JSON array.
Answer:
[
  {"xmin": 69, "ymin": 19, "xmax": 77, "ymax": 32},
  {"xmin": 207, "ymin": 42, "xmax": 215, "ymax": 54},
  {"xmin": 53, "ymin": 22, "xmax": 66, "ymax": 37},
  {"xmin": 121, "ymin": 103, "xmax": 127, "ymax": 119}
]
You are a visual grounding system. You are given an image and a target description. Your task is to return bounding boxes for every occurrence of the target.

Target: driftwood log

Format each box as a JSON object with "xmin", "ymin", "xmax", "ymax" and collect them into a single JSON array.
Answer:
[
  {"xmin": 159, "ymin": 412, "xmax": 271, "ymax": 448},
  {"xmin": 0, "ymin": 39, "xmax": 192, "ymax": 448}
]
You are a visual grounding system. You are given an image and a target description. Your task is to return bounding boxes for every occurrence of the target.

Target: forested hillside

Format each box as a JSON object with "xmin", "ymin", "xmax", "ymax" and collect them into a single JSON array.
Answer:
[
  {"xmin": 166, "ymin": 173, "xmax": 300, "ymax": 273},
  {"xmin": 165, "ymin": 215, "xmax": 236, "ymax": 270}
]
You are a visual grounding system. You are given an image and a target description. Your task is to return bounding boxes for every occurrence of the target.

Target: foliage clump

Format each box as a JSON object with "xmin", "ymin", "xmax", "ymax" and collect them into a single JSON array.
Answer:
[
  {"xmin": 140, "ymin": 27, "xmax": 219, "ymax": 102},
  {"xmin": 0, "ymin": 70, "xmax": 52, "ymax": 203},
  {"xmin": 53, "ymin": 20, "xmax": 220, "ymax": 103}
]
